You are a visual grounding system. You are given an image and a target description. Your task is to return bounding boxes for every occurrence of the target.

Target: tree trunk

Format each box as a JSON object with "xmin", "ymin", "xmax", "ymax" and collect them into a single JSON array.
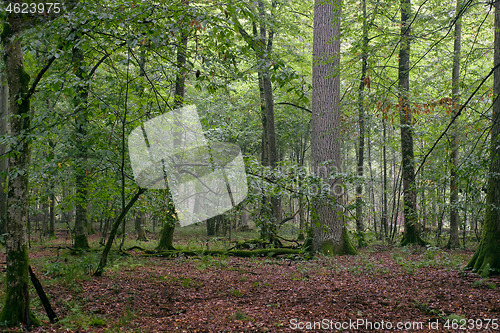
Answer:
[
  {"xmin": 157, "ymin": 191, "xmax": 177, "ymax": 251},
  {"xmin": 381, "ymin": 119, "xmax": 389, "ymax": 239},
  {"xmin": 0, "ymin": 75, "xmax": 8, "ymax": 235},
  {"xmin": 156, "ymin": 16, "xmax": 188, "ymax": 250},
  {"xmin": 135, "ymin": 212, "xmax": 148, "ymax": 241},
  {"xmin": 399, "ymin": 0, "xmax": 426, "ymax": 246},
  {"xmin": 72, "ymin": 47, "xmax": 90, "ymax": 249},
  {"xmin": 355, "ymin": 0, "xmax": 368, "ymax": 248},
  {"xmin": 466, "ymin": 1, "xmax": 500, "ymax": 277},
  {"xmin": 255, "ymin": 0, "xmax": 281, "ymax": 242},
  {"xmin": 311, "ymin": 0, "xmax": 357, "ymax": 255},
  {"xmin": 49, "ymin": 186, "xmax": 56, "ymax": 238},
  {"xmin": 94, "ymin": 188, "xmax": 146, "ymax": 276},
  {"xmin": 42, "ymin": 200, "xmax": 49, "ymax": 236},
  {"xmin": 0, "ymin": 15, "xmax": 39, "ymax": 327},
  {"xmin": 447, "ymin": 0, "xmax": 462, "ymax": 249}
]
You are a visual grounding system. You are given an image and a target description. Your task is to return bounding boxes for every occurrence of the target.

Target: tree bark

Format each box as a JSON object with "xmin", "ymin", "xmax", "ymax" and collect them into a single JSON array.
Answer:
[
  {"xmin": 0, "ymin": 15, "xmax": 39, "ymax": 327},
  {"xmin": 135, "ymin": 212, "xmax": 148, "ymax": 241},
  {"xmin": 381, "ymin": 119, "xmax": 389, "ymax": 239},
  {"xmin": 256, "ymin": 0, "xmax": 281, "ymax": 242},
  {"xmin": 447, "ymin": 0, "xmax": 462, "ymax": 249},
  {"xmin": 399, "ymin": 0, "xmax": 426, "ymax": 246},
  {"xmin": 49, "ymin": 173, "xmax": 56, "ymax": 238},
  {"xmin": 311, "ymin": 0, "xmax": 357, "ymax": 255},
  {"xmin": 355, "ymin": 0, "xmax": 368, "ymax": 248},
  {"xmin": 157, "ymin": 20, "xmax": 188, "ymax": 250},
  {"xmin": 72, "ymin": 47, "xmax": 90, "ymax": 249},
  {"xmin": 94, "ymin": 188, "xmax": 146, "ymax": 276},
  {"xmin": 0, "ymin": 75, "xmax": 8, "ymax": 235},
  {"xmin": 466, "ymin": 1, "xmax": 500, "ymax": 277}
]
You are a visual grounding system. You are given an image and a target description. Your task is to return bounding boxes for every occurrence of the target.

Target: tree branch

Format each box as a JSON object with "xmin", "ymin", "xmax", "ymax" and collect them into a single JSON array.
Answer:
[
  {"xmin": 26, "ymin": 55, "xmax": 56, "ymax": 100},
  {"xmin": 275, "ymin": 102, "xmax": 312, "ymax": 113},
  {"xmin": 415, "ymin": 62, "xmax": 500, "ymax": 176}
]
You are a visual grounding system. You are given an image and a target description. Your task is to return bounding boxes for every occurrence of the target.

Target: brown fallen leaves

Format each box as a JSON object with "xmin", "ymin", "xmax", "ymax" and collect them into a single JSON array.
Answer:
[{"xmin": 1, "ymin": 245, "xmax": 499, "ymax": 332}]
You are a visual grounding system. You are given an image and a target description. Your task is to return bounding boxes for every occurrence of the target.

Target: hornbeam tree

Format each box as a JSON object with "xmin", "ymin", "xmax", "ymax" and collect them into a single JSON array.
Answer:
[
  {"xmin": 466, "ymin": 1, "xmax": 500, "ymax": 277},
  {"xmin": 398, "ymin": 0, "xmax": 426, "ymax": 246},
  {"xmin": 0, "ymin": 12, "xmax": 39, "ymax": 327}
]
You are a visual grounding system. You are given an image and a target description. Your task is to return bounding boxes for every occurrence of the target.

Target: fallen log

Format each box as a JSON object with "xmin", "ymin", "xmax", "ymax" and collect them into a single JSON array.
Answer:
[{"xmin": 148, "ymin": 248, "xmax": 302, "ymax": 258}]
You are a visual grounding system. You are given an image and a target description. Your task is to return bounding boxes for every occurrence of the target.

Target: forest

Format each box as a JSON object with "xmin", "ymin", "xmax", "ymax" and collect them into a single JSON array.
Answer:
[{"xmin": 0, "ymin": 0, "xmax": 499, "ymax": 331}]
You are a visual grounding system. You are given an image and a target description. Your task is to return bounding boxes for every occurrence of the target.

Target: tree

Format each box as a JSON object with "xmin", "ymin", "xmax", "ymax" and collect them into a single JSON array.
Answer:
[
  {"xmin": 72, "ymin": 46, "xmax": 90, "ymax": 249},
  {"xmin": 227, "ymin": 0, "xmax": 281, "ymax": 243},
  {"xmin": 398, "ymin": 0, "xmax": 425, "ymax": 246},
  {"xmin": 0, "ymin": 13, "xmax": 39, "ymax": 327},
  {"xmin": 310, "ymin": 0, "xmax": 356, "ymax": 255},
  {"xmin": 447, "ymin": 0, "xmax": 463, "ymax": 249},
  {"xmin": 355, "ymin": 0, "xmax": 369, "ymax": 248},
  {"xmin": 156, "ymin": 2, "xmax": 189, "ymax": 251},
  {"xmin": 466, "ymin": 1, "xmax": 500, "ymax": 277},
  {"xmin": 0, "ymin": 75, "xmax": 8, "ymax": 235}
]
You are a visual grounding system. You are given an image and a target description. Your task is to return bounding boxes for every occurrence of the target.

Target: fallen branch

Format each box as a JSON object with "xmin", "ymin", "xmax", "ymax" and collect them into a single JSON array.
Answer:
[
  {"xmin": 29, "ymin": 266, "xmax": 58, "ymax": 323},
  {"xmin": 148, "ymin": 248, "xmax": 302, "ymax": 258}
]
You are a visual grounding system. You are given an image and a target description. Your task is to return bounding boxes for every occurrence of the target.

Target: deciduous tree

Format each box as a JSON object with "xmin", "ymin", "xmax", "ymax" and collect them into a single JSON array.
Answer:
[
  {"xmin": 311, "ymin": 0, "xmax": 356, "ymax": 255},
  {"xmin": 466, "ymin": 1, "xmax": 500, "ymax": 277}
]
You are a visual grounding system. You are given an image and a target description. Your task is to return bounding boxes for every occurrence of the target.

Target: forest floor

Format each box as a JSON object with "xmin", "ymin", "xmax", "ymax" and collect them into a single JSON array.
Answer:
[{"xmin": 0, "ymin": 232, "xmax": 499, "ymax": 332}]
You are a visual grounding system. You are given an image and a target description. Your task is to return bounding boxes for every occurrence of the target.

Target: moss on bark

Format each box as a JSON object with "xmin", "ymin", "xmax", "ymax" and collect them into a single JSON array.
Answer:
[
  {"xmin": 157, "ymin": 222, "xmax": 176, "ymax": 251},
  {"xmin": 466, "ymin": 195, "xmax": 500, "ymax": 277},
  {"xmin": 400, "ymin": 222, "xmax": 427, "ymax": 246},
  {"xmin": 318, "ymin": 227, "xmax": 358, "ymax": 256},
  {"xmin": 0, "ymin": 246, "xmax": 40, "ymax": 327}
]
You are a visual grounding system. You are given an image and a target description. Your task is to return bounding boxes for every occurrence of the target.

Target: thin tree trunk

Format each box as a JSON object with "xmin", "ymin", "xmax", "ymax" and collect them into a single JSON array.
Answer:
[
  {"xmin": 0, "ymin": 76, "xmax": 8, "ymax": 235},
  {"xmin": 381, "ymin": 119, "xmax": 389, "ymax": 239},
  {"xmin": 255, "ymin": 0, "xmax": 281, "ymax": 243},
  {"xmin": 447, "ymin": 0, "xmax": 463, "ymax": 249},
  {"xmin": 399, "ymin": 0, "xmax": 425, "ymax": 246},
  {"xmin": 49, "ymin": 186, "xmax": 56, "ymax": 238},
  {"xmin": 355, "ymin": 0, "xmax": 368, "ymax": 248},
  {"xmin": 157, "ymin": 21, "xmax": 188, "ymax": 250},
  {"xmin": 72, "ymin": 47, "xmax": 90, "ymax": 249},
  {"xmin": 94, "ymin": 188, "xmax": 146, "ymax": 276}
]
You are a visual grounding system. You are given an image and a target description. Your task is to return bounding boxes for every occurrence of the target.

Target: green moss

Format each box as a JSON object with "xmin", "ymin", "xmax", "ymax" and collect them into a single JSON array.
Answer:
[
  {"xmin": 466, "ymin": 199, "xmax": 500, "ymax": 277},
  {"xmin": 19, "ymin": 67, "xmax": 30, "ymax": 92},
  {"xmin": 0, "ymin": 22, "xmax": 12, "ymax": 42},
  {"xmin": 74, "ymin": 234, "xmax": 90, "ymax": 250},
  {"xmin": 400, "ymin": 224, "xmax": 427, "ymax": 246},
  {"xmin": 318, "ymin": 227, "xmax": 358, "ymax": 256},
  {"xmin": 0, "ymin": 245, "xmax": 40, "ymax": 327}
]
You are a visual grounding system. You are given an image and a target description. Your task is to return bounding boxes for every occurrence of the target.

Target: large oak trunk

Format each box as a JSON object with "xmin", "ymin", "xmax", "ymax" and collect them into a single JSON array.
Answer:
[{"xmin": 311, "ymin": 0, "xmax": 356, "ymax": 255}]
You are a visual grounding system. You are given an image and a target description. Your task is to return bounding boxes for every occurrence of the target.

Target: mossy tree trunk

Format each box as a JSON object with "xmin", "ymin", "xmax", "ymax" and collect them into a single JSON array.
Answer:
[
  {"xmin": 156, "ymin": 9, "xmax": 189, "ymax": 249},
  {"xmin": 398, "ymin": 0, "xmax": 426, "ymax": 246},
  {"xmin": 0, "ymin": 75, "xmax": 8, "ymax": 235},
  {"xmin": 157, "ymin": 220, "xmax": 176, "ymax": 251},
  {"xmin": 0, "ymin": 16, "xmax": 39, "ymax": 327},
  {"xmin": 310, "ymin": 0, "xmax": 357, "ymax": 255},
  {"xmin": 72, "ymin": 47, "xmax": 90, "ymax": 250},
  {"xmin": 157, "ymin": 188, "xmax": 178, "ymax": 251},
  {"xmin": 134, "ymin": 212, "xmax": 148, "ymax": 241},
  {"xmin": 466, "ymin": 2, "xmax": 500, "ymax": 277}
]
